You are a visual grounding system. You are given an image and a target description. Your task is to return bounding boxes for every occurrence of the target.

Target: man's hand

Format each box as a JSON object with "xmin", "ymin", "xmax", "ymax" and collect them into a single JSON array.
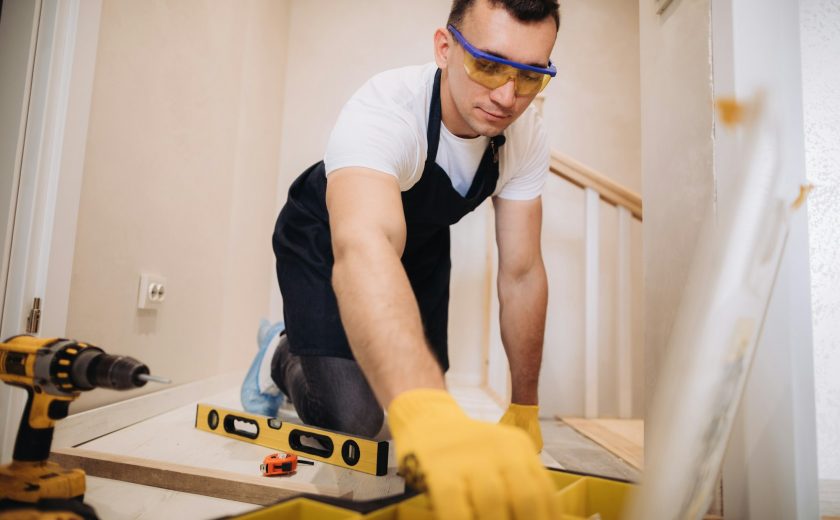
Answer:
[
  {"xmin": 389, "ymin": 389, "xmax": 556, "ymax": 520},
  {"xmin": 499, "ymin": 403, "xmax": 543, "ymax": 452}
]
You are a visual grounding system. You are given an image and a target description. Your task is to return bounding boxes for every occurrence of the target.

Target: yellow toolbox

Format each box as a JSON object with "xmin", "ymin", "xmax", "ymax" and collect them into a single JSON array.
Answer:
[
  {"xmin": 231, "ymin": 497, "xmax": 363, "ymax": 520},
  {"xmin": 222, "ymin": 468, "xmax": 635, "ymax": 520}
]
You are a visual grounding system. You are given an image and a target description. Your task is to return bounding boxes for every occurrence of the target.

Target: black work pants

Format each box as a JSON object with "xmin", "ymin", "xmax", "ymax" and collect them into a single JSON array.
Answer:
[{"xmin": 270, "ymin": 333, "xmax": 384, "ymax": 438}]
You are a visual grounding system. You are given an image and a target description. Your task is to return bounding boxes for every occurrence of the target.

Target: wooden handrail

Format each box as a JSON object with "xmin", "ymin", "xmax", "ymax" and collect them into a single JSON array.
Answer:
[{"xmin": 550, "ymin": 151, "xmax": 643, "ymax": 220}]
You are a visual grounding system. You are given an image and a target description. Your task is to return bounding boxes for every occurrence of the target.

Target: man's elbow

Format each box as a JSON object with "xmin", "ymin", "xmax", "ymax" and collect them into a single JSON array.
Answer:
[
  {"xmin": 499, "ymin": 256, "xmax": 547, "ymax": 284},
  {"xmin": 332, "ymin": 228, "xmax": 403, "ymax": 267}
]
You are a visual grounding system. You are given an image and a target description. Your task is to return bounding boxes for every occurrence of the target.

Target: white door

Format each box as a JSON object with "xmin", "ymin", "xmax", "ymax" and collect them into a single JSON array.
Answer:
[
  {"xmin": 0, "ymin": 0, "xmax": 101, "ymax": 463},
  {"xmin": 0, "ymin": 0, "xmax": 43, "ymax": 466}
]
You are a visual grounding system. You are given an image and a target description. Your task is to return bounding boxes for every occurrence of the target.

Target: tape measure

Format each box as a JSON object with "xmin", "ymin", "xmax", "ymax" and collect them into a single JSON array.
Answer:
[{"xmin": 195, "ymin": 404, "xmax": 389, "ymax": 476}]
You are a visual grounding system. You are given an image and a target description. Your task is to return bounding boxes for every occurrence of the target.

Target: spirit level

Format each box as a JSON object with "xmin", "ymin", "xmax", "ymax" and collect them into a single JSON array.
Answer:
[{"xmin": 195, "ymin": 404, "xmax": 389, "ymax": 476}]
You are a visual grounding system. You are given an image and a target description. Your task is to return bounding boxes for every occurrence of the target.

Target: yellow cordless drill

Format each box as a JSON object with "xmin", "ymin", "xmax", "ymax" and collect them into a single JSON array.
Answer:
[{"xmin": 0, "ymin": 335, "xmax": 168, "ymax": 517}]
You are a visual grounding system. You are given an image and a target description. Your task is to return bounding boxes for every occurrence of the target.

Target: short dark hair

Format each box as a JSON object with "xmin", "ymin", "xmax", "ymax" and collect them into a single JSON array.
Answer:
[{"xmin": 448, "ymin": 0, "xmax": 561, "ymax": 31}]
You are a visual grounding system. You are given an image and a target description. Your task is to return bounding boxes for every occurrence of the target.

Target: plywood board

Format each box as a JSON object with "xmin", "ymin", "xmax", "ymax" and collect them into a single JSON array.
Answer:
[
  {"xmin": 64, "ymin": 387, "xmax": 405, "ymax": 503},
  {"xmin": 54, "ymin": 385, "xmax": 520, "ymax": 511},
  {"xmin": 560, "ymin": 417, "xmax": 644, "ymax": 471},
  {"xmin": 83, "ymin": 475, "xmax": 254, "ymax": 519}
]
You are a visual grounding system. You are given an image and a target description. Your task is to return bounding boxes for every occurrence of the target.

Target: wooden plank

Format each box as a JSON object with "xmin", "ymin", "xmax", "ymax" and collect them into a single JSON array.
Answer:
[
  {"xmin": 50, "ymin": 447, "xmax": 323, "ymax": 506},
  {"xmin": 584, "ymin": 187, "xmax": 599, "ymax": 419},
  {"xmin": 54, "ymin": 371, "xmax": 243, "ymax": 448},
  {"xmin": 541, "ymin": 420, "xmax": 639, "ymax": 482},
  {"xmin": 68, "ymin": 386, "xmax": 405, "ymax": 502},
  {"xmin": 595, "ymin": 418, "xmax": 644, "ymax": 449},
  {"xmin": 560, "ymin": 417, "xmax": 644, "ymax": 471},
  {"xmin": 550, "ymin": 152, "xmax": 642, "ymax": 220},
  {"xmin": 821, "ymin": 479, "xmax": 840, "ymax": 518},
  {"xmin": 617, "ymin": 206, "xmax": 633, "ymax": 419}
]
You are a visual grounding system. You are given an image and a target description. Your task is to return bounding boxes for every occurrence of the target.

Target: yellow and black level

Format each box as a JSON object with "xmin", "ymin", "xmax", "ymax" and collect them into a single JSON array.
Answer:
[{"xmin": 195, "ymin": 404, "xmax": 389, "ymax": 476}]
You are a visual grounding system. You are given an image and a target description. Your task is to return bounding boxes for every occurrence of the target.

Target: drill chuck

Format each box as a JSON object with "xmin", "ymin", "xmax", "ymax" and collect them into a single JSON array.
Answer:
[{"xmin": 71, "ymin": 348, "xmax": 151, "ymax": 390}]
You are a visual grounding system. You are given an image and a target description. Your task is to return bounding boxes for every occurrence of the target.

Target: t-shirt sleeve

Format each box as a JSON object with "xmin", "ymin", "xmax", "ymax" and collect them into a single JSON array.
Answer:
[
  {"xmin": 495, "ymin": 111, "xmax": 549, "ymax": 201},
  {"xmin": 323, "ymin": 87, "xmax": 423, "ymax": 189}
]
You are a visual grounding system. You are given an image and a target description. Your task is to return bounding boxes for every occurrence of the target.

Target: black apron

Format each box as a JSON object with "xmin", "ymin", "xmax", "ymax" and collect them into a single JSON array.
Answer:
[{"xmin": 272, "ymin": 69, "xmax": 505, "ymax": 371}]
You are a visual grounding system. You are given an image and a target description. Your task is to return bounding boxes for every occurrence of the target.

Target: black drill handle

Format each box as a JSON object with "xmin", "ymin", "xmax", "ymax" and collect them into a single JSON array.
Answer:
[{"xmin": 12, "ymin": 386, "xmax": 56, "ymax": 462}]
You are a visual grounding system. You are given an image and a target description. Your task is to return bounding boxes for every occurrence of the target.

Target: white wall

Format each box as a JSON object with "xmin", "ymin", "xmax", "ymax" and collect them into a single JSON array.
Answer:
[
  {"xmin": 640, "ymin": 0, "xmax": 819, "ymax": 516},
  {"xmin": 67, "ymin": 0, "xmax": 291, "ymax": 411},
  {"xmin": 800, "ymin": 0, "xmax": 840, "ymax": 482},
  {"xmin": 716, "ymin": 0, "xmax": 819, "ymax": 515}
]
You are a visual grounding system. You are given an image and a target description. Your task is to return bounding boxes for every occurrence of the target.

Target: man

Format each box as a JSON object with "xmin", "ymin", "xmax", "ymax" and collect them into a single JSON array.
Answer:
[{"xmin": 244, "ymin": 1, "xmax": 559, "ymax": 517}]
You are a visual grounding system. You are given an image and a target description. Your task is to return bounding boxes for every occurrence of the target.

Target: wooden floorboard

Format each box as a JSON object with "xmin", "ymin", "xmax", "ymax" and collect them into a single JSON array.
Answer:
[
  {"xmin": 822, "ymin": 478, "xmax": 840, "ymax": 518},
  {"xmin": 541, "ymin": 420, "xmax": 640, "ymax": 482},
  {"xmin": 560, "ymin": 417, "xmax": 644, "ymax": 471}
]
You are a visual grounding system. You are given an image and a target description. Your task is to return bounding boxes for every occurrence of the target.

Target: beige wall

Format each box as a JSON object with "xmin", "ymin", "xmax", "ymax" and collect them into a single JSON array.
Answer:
[
  {"xmin": 543, "ymin": 0, "xmax": 642, "ymax": 193},
  {"xmin": 640, "ymin": 0, "xmax": 713, "ymax": 410},
  {"xmin": 67, "ymin": 0, "xmax": 291, "ymax": 411}
]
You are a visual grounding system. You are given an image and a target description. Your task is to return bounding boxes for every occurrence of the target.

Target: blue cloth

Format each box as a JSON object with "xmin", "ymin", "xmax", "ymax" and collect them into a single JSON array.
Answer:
[{"xmin": 240, "ymin": 319, "xmax": 286, "ymax": 416}]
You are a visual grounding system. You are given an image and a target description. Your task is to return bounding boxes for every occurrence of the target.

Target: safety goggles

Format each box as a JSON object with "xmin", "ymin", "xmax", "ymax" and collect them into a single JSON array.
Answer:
[{"xmin": 447, "ymin": 24, "xmax": 556, "ymax": 96}]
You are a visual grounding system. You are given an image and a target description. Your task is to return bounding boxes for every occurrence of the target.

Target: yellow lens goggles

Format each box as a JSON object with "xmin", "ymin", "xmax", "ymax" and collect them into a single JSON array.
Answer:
[{"xmin": 448, "ymin": 24, "xmax": 555, "ymax": 96}]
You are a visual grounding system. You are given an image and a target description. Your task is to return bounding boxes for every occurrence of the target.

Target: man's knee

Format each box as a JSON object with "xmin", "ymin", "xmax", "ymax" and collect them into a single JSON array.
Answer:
[
  {"xmin": 298, "ymin": 355, "xmax": 384, "ymax": 438},
  {"xmin": 324, "ymin": 403, "xmax": 384, "ymax": 438}
]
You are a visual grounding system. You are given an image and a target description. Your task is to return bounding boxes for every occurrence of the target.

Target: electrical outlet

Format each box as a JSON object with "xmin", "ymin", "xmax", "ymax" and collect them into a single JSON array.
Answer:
[{"xmin": 138, "ymin": 273, "xmax": 167, "ymax": 310}]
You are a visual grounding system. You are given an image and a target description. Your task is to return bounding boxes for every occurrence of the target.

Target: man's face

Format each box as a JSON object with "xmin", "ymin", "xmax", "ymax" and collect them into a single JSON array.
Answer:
[{"xmin": 437, "ymin": 0, "xmax": 557, "ymax": 138}]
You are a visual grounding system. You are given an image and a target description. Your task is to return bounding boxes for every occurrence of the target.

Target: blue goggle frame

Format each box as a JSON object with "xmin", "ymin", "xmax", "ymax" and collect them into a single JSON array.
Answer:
[{"xmin": 447, "ymin": 24, "xmax": 556, "ymax": 78}]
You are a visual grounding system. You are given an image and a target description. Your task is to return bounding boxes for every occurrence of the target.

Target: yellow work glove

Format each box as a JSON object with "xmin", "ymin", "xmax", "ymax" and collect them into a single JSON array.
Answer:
[
  {"xmin": 388, "ymin": 389, "xmax": 555, "ymax": 520},
  {"xmin": 499, "ymin": 403, "xmax": 543, "ymax": 452}
]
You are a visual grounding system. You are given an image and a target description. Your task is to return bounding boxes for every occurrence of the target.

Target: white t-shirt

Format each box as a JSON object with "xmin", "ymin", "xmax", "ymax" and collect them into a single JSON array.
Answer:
[{"xmin": 323, "ymin": 63, "xmax": 548, "ymax": 200}]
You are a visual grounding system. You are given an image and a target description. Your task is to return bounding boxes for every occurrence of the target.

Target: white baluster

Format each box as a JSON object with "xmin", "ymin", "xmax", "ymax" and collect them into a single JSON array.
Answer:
[
  {"xmin": 617, "ymin": 206, "xmax": 633, "ymax": 418},
  {"xmin": 584, "ymin": 187, "xmax": 599, "ymax": 419}
]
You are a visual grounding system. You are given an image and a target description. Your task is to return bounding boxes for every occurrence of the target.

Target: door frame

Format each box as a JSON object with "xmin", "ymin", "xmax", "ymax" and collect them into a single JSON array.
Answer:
[{"xmin": 0, "ymin": 0, "xmax": 101, "ymax": 463}]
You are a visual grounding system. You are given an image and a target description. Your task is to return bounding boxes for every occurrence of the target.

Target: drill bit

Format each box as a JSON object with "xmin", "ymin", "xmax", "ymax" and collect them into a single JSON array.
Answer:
[{"xmin": 137, "ymin": 373, "xmax": 171, "ymax": 384}]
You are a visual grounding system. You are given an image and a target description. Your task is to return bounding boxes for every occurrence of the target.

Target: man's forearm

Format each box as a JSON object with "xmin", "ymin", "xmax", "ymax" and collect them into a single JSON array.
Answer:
[
  {"xmin": 498, "ymin": 261, "xmax": 548, "ymax": 405},
  {"xmin": 332, "ymin": 235, "xmax": 445, "ymax": 408}
]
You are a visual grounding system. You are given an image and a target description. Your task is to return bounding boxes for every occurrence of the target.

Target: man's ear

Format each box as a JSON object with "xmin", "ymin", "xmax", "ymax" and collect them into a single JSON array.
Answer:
[{"xmin": 433, "ymin": 27, "xmax": 451, "ymax": 70}]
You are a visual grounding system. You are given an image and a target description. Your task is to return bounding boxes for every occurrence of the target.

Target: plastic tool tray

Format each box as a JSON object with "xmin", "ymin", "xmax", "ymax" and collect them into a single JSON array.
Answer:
[{"xmin": 221, "ymin": 468, "xmax": 635, "ymax": 520}]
